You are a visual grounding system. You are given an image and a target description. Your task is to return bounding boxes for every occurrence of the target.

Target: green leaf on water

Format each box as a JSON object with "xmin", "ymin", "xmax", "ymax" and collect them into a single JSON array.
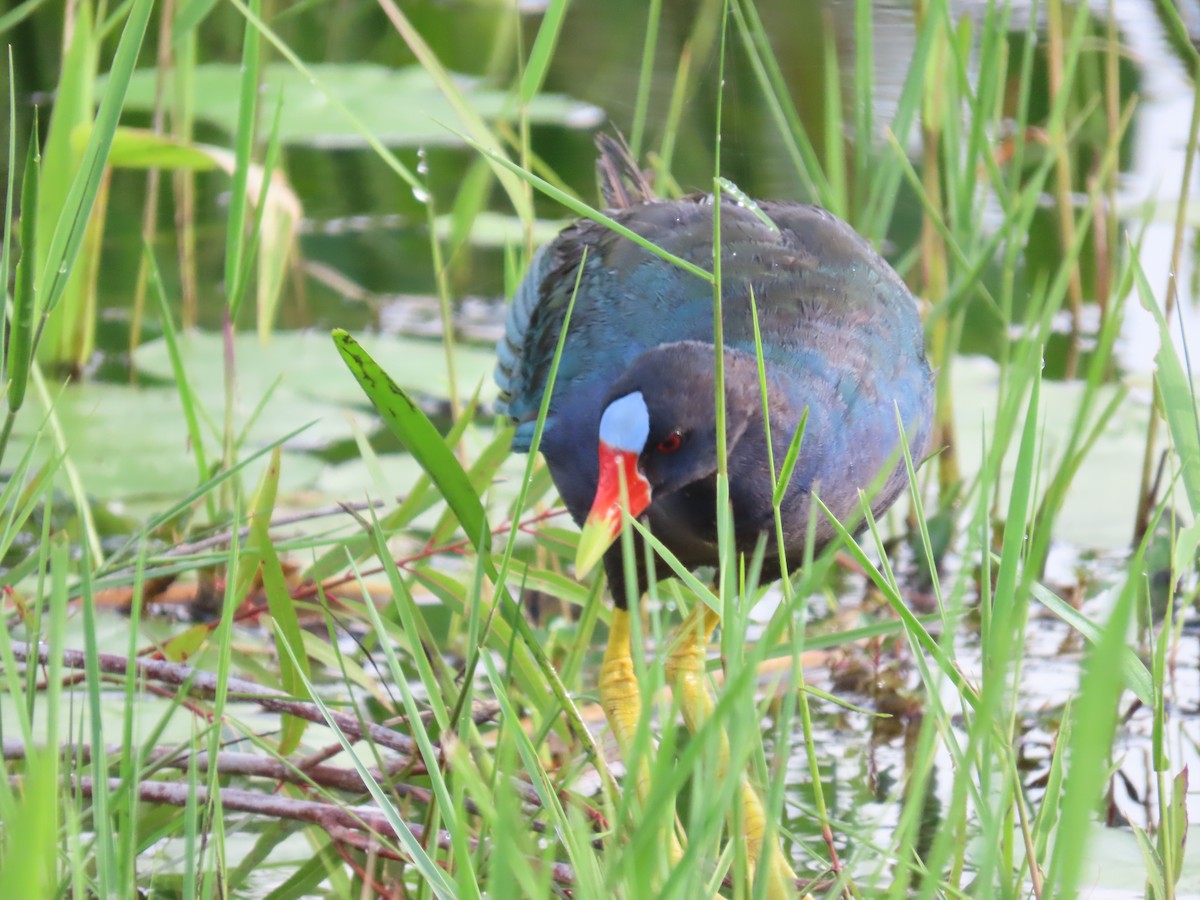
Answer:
[
  {"xmin": 133, "ymin": 330, "xmax": 497, "ymax": 409},
  {"xmin": 332, "ymin": 329, "xmax": 490, "ymax": 555},
  {"xmin": 8, "ymin": 380, "xmax": 325, "ymax": 502},
  {"xmin": 110, "ymin": 63, "xmax": 603, "ymax": 148}
]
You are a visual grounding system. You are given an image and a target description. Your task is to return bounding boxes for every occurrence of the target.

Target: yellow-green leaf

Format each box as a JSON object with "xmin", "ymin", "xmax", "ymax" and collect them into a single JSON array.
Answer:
[
  {"xmin": 245, "ymin": 446, "xmax": 311, "ymax": 753},
  {"xmin": 74, "ymin": 125, "xmax": 219, "ymax": 171},
  {"xmin": 332, "ymin": 329, "xmax": 491, "ymax": 555}
]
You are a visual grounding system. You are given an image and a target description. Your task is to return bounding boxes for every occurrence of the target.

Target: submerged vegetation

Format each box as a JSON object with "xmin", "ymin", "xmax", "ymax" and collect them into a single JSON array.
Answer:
[{"xmin": 1, "ymin": 0, "xmax": 1199, "ymax": 897}]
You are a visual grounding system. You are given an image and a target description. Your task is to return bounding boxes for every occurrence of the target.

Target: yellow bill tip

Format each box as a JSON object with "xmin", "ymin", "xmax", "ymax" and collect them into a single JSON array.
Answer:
[{"xmin": 574, "ymin": 513, "xmax": 618, "ymax": 578}]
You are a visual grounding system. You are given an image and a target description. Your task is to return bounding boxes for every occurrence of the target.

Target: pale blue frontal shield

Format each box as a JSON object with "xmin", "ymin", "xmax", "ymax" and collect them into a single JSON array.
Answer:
[{"xmin": 598, "ymin": 391, "xmax": 650, "ymax": 453}]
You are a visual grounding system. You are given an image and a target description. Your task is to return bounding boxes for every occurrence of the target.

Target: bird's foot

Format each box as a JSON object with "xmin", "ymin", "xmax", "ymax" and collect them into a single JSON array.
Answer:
[
  {"xmin": 739, "ymin": 778, "xmax": 800, "ymax": 899},
  {"xmin": 598, "ymin": 610, "xmax": 644, "ymax": 755},
  {"xmin": 663, "ymin": 604, "xmax": 720, "ymax": 732},
  {"xmin": 666, "ymin": 603, "xmax": 800, "ymax": 898},
  {"xmin": 599, "ymin": 609, "xmax": 687, "ymax": 869}
]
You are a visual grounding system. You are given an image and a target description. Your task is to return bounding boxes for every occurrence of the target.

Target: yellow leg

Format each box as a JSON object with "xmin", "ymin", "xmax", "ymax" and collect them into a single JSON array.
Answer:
[
  {"xmin": 599, "ymin": 608, "xmax": 686, "ymax": 865},
  {"xmin": 665, "ymin": 604, "xmax": 799, "ymax": 900}
]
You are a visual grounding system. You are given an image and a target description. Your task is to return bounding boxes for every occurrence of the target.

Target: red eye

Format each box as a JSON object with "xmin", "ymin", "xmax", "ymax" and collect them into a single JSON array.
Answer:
[{"xmin": 656, "ymin": 432, "xmax": 683, "ymax": 453}]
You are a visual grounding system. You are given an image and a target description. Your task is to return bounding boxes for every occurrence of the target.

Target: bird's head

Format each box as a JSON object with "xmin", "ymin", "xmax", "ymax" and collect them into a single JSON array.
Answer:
[{"xmin": 574, "ymin": 342, "xmax": 758, "ymax": 577}]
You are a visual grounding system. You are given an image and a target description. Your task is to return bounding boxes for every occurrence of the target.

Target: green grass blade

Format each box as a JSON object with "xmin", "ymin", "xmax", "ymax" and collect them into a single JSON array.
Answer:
[
  {"xmin": 224, "ymin": 0, "xmax": 260, "ymax": 318},
  {"xmin": 145, "ymin": 243, "xmax": 216, "ymax": 522},
  {"xmin": 517, "ymin": 0, "xmax": 568, "ymax": 107},
  {"xmin": 1043, "ymin": 562, "xmax": 1140, "ymax": 897},
  {"xmin": 375, "ymin": 0, "xmax": 532, "ymax": 223},
  {"xmin": 1131, "ymin": 245, "xmax": 1200, "ymax": 517},
  {"xmin": 37, "ymin": 0, "xmax": 154, "ymax": 317},
  {"xmin": 8, "ymin": 112, "xmax": 39, "ymax": 415},
  {"xmin": 300, "ymin": 391, "xmax": 482, "ymax": 584},
  {"xmin": 332, "ymin": 329, "xmax": 490, "ymax": 556},
  {"xmin": 1, "ymin": 49, "xmax": 16, "ymax": 381},
  {"xmin": 816, "ymin": 493, "xmax": 979, "ymax": 707},
  {"xmin": 629, "ymin": 0, "xmax": 662, "ymax": 158},
  {"xmin": 0, "ymin": 0, "xmax": 52, "ymax": 34},
  {"xmin": 363, "ymin": 518, "xmax": 452, "ymax": 732},
  {"xmin": 246, "ymin": 447, "xmax": 311, "ymax": 753},
  {"xmin": 32, "ymin": 0, "xmax": 93, "ymax": 368},
  {"xmin": 461, "ymin": 135, "xmax": 713, "ymax": 283},
  {"xmin": 771, "ymin": 408, "xmax": 807, "ymax": 509},
  {"xmin": 1028, "ymin": 578, "xmax": 1153, "ymax": 704},
  {"xmin": 278, "ymin": 639, "xmax": 460, "ymax": 900},
  {"xmin": 225, "ymin": 0, "xmax": 421, "ymax": 194},
  {"xmin": 99, "ymin": 421, "xmax": 317, "ymax": 571}
]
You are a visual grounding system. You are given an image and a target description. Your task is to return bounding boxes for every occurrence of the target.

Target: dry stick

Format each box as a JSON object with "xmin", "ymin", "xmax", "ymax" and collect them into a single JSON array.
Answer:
[
  {"xmin": 12, "ymin": 606, "xmax": 809, "ymax": 890},
  {"xmin": 44, "ymin": 506, "xmax": 600, "ymax": 824},
  {"xmin": 9, "ymin": 643, "xmax": 561, "ymax": 816},
  {"xmin": 98, "ymin": 510, "xmax": 567, "ymax": 696},
  {"xmin": 88, "ymin": 499, "xmax": 396, "ymax": 609},
  {"xmin": 161, "ymin": 499, "xmax": 394, "ymax": 558},
  {"xmin": 58, "ymin": 776, "xmax": 577, "ymax": 888},
  {"xmin": 329, "ymin": 835, "xmax": 389, "ymax": 897},
  {"xmin": 104, "ymin": 505, "xmax": 566, "ymax": 608},
  {"xmin": 10, "ymin": 641, "xmax": 423, "ymax": 760},
  {"xmin": 3, "ymin": 740, "xmax": 400, "ymax": 793},
  {"xmin": 38, "ymin": 765, "xmax": 816, "ymax": 895},
  {"xmin": 2, "ymin": 740, "xmax": 544, "ymax": 832},
  {"xmin": 286, "ymin": 507, "xmax": 568, "ymax": 602}
]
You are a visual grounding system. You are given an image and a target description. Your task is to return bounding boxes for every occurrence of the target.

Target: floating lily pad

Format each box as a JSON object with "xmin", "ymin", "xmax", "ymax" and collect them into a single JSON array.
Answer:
[
  {"xmin": 4, "ymin": 331, "xmax": 507, "ymax": 506},
  {"xmin": 112, "ymin": 63, "xmax": 604, "ymax": 148},
  {"xmin": 11, "ymin": 382, "xmax": 324, "ymax": 502},
  {"xmin": 952, "ymin": 357, "xmax": 1151, "ymax": 550},
  {"xmin": 433, "ymin": 211, "xmax": 568, "ymax": 248},
  {"xmin": 316, "ymin": 439, "xmax": 530, "ymax": 515},
  {"xmin": 315, "ymin": 454, "xmax": 424, "ymax": 501},
  {"xmin": 132, "ymin": 330, "xmax": 498, "ymax": 411},
  {"xmin": 120, "ymin": 330, "xmax": 500, "ymax": 504}
]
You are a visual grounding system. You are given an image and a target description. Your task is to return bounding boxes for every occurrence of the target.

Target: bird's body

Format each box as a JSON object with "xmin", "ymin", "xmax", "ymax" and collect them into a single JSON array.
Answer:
[
  {"xmin": 495, "ymin": 139, "xmax": 934, "ymax": 899},
  {"xmin": 497, "ymin": 192, "xmax": 934, "ymax": 601}
]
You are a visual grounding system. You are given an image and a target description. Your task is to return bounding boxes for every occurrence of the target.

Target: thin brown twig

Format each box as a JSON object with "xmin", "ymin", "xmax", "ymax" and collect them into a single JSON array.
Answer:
[
  {"xmin": 57, "ymin": 775, "xmax": 579, "ymax": 888},
  {"xmin": 161, "ymin": 498, "xmax": 397, "ymax": 559},
  {"xmin": 287, "ymin": 507, "xmax": 569, "ymax": 603},
  {"xmin": 330, "ymin": 831, "xmax": 394, "ymax": 897},
  {"xmin": 8, "ymin": 645, "xmax": 575, "ymax": 818},
  {"xmin": 295, "ymin": 738, "xmax": 365, "ymax": 772},
  {"xmin": 5, "ymin": 740, "xmax": 391, "ymax": 793},
  {"xmin": 10, "ymin": 641, "xmax": 423, "ymax": 761},
  {"xmin": 2, "ymin": 740, "xmax": 534, "ymax": 829},
  {"xmin": 107, "ymin": 506, "xmax": 568, "ymax": 621}
]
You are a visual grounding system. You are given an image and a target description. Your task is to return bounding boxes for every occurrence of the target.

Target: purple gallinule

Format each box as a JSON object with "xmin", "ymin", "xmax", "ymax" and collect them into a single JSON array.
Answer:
[{"xmin": 495, "ymin": 137, "xmax": 934, "ymax": 896}]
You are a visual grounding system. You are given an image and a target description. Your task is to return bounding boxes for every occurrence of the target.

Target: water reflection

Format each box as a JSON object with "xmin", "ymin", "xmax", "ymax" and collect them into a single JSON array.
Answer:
[
  {"xmin": 10, "ymin": 0, "xmax": 1200, "ymax": 887},
  {"xmin": 50, "ymin": 1, "xmax": 1193, "ymax": 383}
]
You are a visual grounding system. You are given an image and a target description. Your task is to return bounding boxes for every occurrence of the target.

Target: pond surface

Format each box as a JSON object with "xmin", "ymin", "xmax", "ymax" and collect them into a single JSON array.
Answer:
[
  {"xmin": 8, "ymin": 2, "xmax": 1196, "ymax": 359},
  {"xmin": 8, "ymin": 0, "xmax": 1193, "ymax": 537},
  {"xmin": 9, "ymin": 0, "xmax": 1200, "ymax": 894}
]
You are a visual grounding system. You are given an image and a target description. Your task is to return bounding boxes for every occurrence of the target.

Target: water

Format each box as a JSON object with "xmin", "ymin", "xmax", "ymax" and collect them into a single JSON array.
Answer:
[
  {"xmin": 8, "ymin": 0, "xmax": 1200, "ymax": 891},
  {"xmin": 71, "ymin": 4, "xmax": 1192, "ymax": 370}
]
